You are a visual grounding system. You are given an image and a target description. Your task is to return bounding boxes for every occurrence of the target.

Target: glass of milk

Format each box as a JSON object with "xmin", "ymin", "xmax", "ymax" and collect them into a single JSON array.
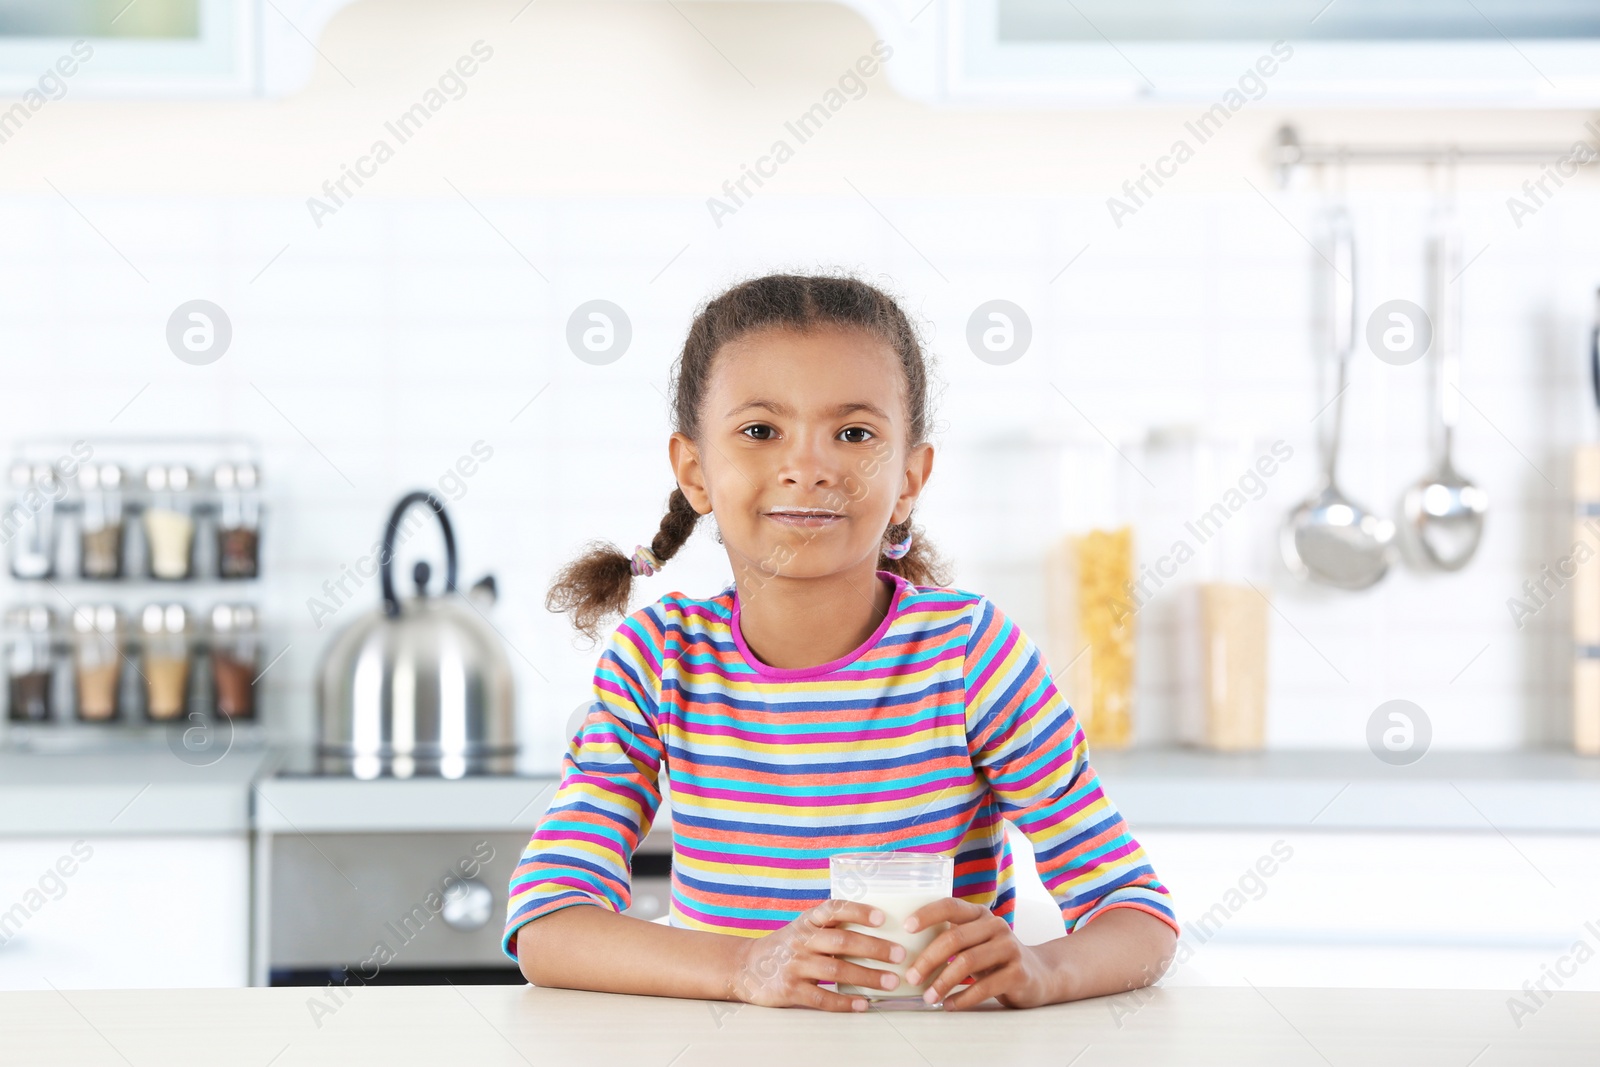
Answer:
[{"xmin": 829, "ymin": 851, "xmax": 954, "ymax": 1005}]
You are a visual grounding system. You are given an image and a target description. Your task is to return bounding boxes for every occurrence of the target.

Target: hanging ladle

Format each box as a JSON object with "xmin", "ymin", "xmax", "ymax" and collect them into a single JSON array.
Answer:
[
  {"xmin": 1401, "ymin": 203, "xmax": 1488, "ymax": 570},
  {"xmin": 1281, "ymin": 204, "xmax": 1397, "ymax": 590}
]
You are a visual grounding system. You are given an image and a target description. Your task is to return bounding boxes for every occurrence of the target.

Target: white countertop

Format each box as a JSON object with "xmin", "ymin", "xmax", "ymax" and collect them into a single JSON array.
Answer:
[
  {"xmin": 252, "ymin": 773, "xmax": 562, "ymax": 834},
  {"xmin": 0, "ymin": 740, "xmax": 275, "ymax": 836},
  {"xmin": 2, "ymin": 984, "xmax": 1595, "ymax": 1065},
  {"xmin": 1090, "ymin": 749, "xmax": 1600, "ymax": 833}
]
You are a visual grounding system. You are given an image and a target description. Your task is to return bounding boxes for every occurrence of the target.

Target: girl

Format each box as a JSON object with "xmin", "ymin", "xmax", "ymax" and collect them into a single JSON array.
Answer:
[{"xmin": 504, "ymin": 273, "xmax": 1178, "ymax": 1012}]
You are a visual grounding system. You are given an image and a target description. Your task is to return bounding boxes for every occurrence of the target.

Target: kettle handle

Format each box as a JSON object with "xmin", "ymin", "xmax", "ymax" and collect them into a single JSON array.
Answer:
[{"xmin": 380, "ymin": 491, "xmax": 458, "ymax": 617}]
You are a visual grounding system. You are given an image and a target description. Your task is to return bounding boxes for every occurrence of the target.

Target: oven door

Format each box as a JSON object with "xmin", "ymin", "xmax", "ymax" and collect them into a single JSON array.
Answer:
[{"xmin": 263, "ymin": 831, "xmax": 672, "ymax": 986}]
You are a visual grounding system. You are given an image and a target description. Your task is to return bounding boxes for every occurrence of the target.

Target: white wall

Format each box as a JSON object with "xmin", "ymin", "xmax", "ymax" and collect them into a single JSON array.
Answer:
[{"xmin": 2, "ymin": 1, "xmax": 1598, "ymax": 766}]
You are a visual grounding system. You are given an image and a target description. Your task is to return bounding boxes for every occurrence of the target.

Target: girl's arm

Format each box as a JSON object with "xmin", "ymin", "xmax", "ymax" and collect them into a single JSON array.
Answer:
[
  {"xmin": 911, "ymin": 596, "xmax": 1182, "ymax": 1009},
  {"xmin": 502, "ymin": 614, "xmax": 671, "ymax": 969},
  {"xmin": 516, "ymin": 897, "xmax": 912, "ymax": 1012},
  {"xmin": 961, "ymin": 597, "xmax": 1180, "ymax": 940},
  {"xmin": 1025, "ymin": 906, "xmax": 1177, "ymax": 1003},
  {"xmin": 515, "ymin": 904, "xmax": 746, "ymax": 1001},
  {"xmin": 517, "ymin": 902, "xmax": 1180, "ymax": 1007}
]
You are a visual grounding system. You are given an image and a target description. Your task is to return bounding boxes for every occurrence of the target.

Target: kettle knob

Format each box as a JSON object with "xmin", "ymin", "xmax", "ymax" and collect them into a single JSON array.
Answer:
[{"xmin": 413, "ymin": 560, "xmax": 431, "ymax": 595}]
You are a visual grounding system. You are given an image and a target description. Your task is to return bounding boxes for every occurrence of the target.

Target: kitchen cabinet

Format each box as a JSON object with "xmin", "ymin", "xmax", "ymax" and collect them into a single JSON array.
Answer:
[
  {"xmin": 1003, "ymin": 751, "xmax": 1600, "ymax": 990},
  {"xmin": 973, "ymin": 819, "xmax": 1600, "ymax": 995},
  {"xmin": 0, "ymin": 835, "xmax": 249, "ymax": 990},
  {"xmin": 0, "ymin": 746, "xmax": 268, "ymax": 989},
  {"xmin": 0, "ymin": 0, "xmax": 361, "ymax": 98},
  {"xmin": 1002, "ymin": 797, "xmax": 1600, "ymax": 992},
  {"xmin": 1125, "ymin": 829, "xmax": 1600, "ymax": 992},
  {"xmin": 833, "ymin": 0, "xmax": 1600, "ymax": 106}
]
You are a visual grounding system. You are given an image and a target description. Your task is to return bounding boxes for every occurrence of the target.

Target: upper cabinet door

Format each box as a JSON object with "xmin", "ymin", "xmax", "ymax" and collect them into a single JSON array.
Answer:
[
  {"xmin": 0, "ymin": 0, "xmax": 359, "ymax": 97},
  {"xmin": 7, "ymin": 0, "xmax": 1600, "ymax": 104},
  {"xmin": 829, "ymin": 0, "xmax": 1600, "ymax": 106}
]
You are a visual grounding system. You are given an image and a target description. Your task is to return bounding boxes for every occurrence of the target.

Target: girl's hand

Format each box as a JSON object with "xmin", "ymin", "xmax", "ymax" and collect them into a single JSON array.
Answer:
[
  {"xmin": 727, "ymin": 898, "xmax": 909, "ymax": 1012},
  {"xmin": 902, "ymin": 898, "xmax": 1053, "ymax": 1010}
]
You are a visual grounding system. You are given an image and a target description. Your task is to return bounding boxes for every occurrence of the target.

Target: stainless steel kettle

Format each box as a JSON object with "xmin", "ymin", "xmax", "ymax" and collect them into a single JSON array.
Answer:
[{"xmin": 315, "ymin": 491, "xmax": 516, "ymax": 778}]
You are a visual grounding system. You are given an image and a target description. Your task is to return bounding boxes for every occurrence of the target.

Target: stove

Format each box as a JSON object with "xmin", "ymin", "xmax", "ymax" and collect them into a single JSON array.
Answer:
[{"xmin": 252, "ymin": 749, "xmax": 673, "ymax": 987}]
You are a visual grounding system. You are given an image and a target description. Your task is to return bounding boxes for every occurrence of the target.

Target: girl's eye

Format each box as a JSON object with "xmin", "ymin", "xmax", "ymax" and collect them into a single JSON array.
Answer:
[{"xmin": 739, "ymin": 425, "xmax": 874, "ymax": 443}]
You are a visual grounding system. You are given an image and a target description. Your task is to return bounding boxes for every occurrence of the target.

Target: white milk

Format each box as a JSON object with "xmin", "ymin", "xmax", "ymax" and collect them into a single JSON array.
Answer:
[{"xmin": 835, "ymin": 890, "xmax": 951, "ymax": 999}]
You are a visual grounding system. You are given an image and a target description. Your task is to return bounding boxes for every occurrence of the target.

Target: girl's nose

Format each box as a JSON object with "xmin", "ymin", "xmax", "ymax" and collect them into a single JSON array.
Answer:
[{"xmin": 776, "ymin": 432, "xmax": 847, "ymax": 485}]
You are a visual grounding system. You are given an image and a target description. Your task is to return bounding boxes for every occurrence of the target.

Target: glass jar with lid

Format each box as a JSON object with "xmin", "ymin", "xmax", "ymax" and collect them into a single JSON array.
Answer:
[
  {"xmin": 80, "ymin": 463, "xmax": 126, "ymax": 580},
  {"xmin": 1045, "ymin": 436, "xmax": 1146, "ymax": 751},
  {"xmin": 214, "ymin": 462, "xmax": 261, "ymax": 579},
  {"xmin": 141, "ymin": 603, "xmax": 192, "ymax": 721},
  {"xmin": 209, "ymin": 603, "xmax": 259, "ymax": 719},
  {"xmin": 5, "ymin": 605, "xmax": 57, "ymax": 723},
  {"xmin": 7, "ymin": 463, "xmax": 61, "ymax": 580},
  {"xmin": 73, "ymin": 605, "xmax": 122, "ymax": 722},
  {"xmin": 143, "ymin": 465, "xmax": 195, "ymax": 580},
  {"xmin": 1154, "ymin": 430, "xmax": 1280, "ymax": 752}
]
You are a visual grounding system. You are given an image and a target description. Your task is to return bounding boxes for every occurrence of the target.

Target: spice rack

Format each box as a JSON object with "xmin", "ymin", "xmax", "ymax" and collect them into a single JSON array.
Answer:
[
  {"xmin": 2, "ymin": 437, "xmax": 269, "ymax": 746},
  {"xmin": 6, "ymin": 438, "xmax": 262, "ymax": 583}
]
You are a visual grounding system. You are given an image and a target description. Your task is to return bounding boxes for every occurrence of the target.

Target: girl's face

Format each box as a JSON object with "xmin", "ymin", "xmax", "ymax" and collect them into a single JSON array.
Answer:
[{"xmin": 670, "ymin": 324, "xmax": 934, "ymax": 582}]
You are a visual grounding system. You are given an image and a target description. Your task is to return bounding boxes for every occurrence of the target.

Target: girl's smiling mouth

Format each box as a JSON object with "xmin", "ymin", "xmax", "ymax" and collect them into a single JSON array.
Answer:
[{"xmin": 764, "ymin": 507, "xmax": 844, "ymax": 528}]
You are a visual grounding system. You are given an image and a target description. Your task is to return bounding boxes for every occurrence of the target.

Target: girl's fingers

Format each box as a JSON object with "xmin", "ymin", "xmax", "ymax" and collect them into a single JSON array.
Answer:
[
  {"xmin": 798, "ymin": 951, "xmax": 906, "ymax": 996},
  {"xmin": 904, "ymin": 896, "xmax": 985, "ymax": 933},
  {"xmin": 939, "ymin": 968, "xmax": 1008, "ymax": 1011},
  {"xmin": 904, "ymin": 916, "xmax": 1000, "ymax": 987},
  {"xmin": 809, "ymin": 925, "xmax": 905, "ymax": 964},
  {"xmin": 809, "ymin": 898, "xmax": 884, "ymax": 932},
  {"xmin": 802, "ymin": 981, "xmax": 873, "ymax": 1013},
  {"xmin": 920, "ymin": 940, "xmax": 1013, "ymax": 1005}
]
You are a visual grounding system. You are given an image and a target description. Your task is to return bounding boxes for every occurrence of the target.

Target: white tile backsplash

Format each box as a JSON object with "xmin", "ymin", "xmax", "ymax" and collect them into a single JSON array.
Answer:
[{"xmin": 2, "ymin": 185, "xmax": 1597, "ymax": 767}]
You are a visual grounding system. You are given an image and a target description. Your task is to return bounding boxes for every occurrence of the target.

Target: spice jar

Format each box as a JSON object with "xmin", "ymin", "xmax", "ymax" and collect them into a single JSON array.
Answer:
[
  {"xmin": 143, "ymin": 465, "xmax": 195, "ymax": 580},
  {"xmin": 7, "ymin": 463, "xmax": 61, "ymax": 580},
  {"xmin": 80, "ymin": 463, "xmax": 125, "ymax": 580},
  {"xmin": 214, "ymin": 463, "xmax": 261, "ymax": 579},
  {"xmin": 73, "ymin": 605, "xmax": 122, "ymax": 722},
  {"xmin": 141, "ymin": 604, "xmax": 191, "ymax": 722},
  {"xmin": 209, "ymin": 604, "xmax": 259, "ymax": 719},
  {"xmin": 5, "ymin": 605, "xmax": 56, "ymax": 723}
]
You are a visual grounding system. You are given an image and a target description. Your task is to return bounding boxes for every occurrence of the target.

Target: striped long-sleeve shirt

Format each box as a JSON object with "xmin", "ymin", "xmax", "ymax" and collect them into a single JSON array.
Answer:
[{"xmin": 502, "ymin": 568, "xmax": 1178, "ymax": 960}]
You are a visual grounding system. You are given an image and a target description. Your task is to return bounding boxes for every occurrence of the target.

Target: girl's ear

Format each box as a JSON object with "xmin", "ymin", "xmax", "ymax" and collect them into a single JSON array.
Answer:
[
  {"xmin": 668, "ymin": 431, "xmax": 713, "ymax": 515},
  {"xmin": 891, "ymin": 441, "xmax": 936, "ymax": 524}
]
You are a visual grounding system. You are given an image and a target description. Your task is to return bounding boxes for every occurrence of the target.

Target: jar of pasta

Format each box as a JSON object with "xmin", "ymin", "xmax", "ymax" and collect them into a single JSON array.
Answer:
[{"xmin": 1045, "ymin": 437, "xmax": 1142, "ymax": 751}]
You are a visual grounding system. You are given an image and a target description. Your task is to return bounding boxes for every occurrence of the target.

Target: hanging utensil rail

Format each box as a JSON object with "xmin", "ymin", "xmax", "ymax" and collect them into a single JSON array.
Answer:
[{"xmin": 1272, "ymin": 123, "xmax": 1599, "ymax": 186}]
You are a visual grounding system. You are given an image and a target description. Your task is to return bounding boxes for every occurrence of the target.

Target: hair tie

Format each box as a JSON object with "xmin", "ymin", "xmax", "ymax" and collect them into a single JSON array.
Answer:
[
  {"xmin": 630, "ymin": 544, "xmax": 663, "ymax": 577},
  {"xmin": 882, "ymin": 530, "xmax": 913, "ymax": 560}
]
